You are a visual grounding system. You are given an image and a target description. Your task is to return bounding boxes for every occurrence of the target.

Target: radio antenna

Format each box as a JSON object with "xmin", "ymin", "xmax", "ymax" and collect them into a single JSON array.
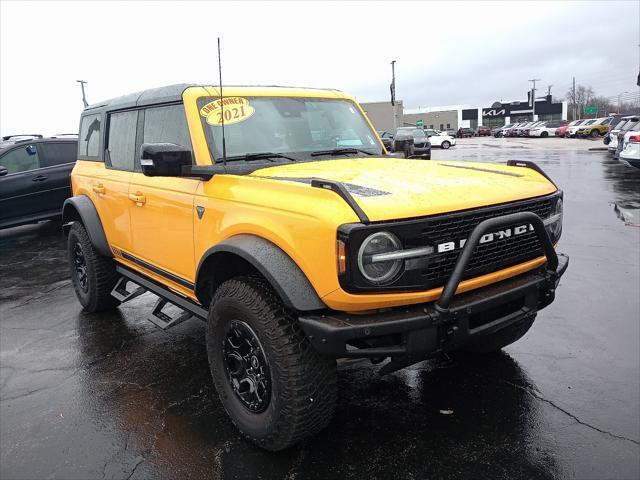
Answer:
[{"xmin": 217, "ymin": 37, "xmax": 227, "ymax": 171}]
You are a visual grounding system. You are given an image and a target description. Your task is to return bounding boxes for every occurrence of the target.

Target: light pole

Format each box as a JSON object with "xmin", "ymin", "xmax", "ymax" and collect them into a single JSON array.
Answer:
[
  {"xmin": 76, "ymin": 80, "xmax": 88, "ymax": 108},
  {"xmin": 390, "ymin": 60, "xmax": 398, "ymax": 129},
  {"xmin": 529, "ymin": 78, "xmax": 541, "ymax": 121},
  {"xmin": 618, "ymin": 91, "xmax": 629, "ymax": 113}
]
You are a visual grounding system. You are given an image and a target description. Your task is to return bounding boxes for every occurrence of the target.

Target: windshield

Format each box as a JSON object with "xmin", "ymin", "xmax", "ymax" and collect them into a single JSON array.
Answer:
[{"xmin": 197, "ymin": 96, "xmax": 382, "ymax": 161}]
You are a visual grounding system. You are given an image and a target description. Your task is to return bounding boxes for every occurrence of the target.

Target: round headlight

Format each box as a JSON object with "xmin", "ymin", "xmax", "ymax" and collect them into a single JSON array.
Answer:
[
  {"xmin": 547, "ymin": 197, "xmax": 563, "ymax": 240},
  {"xmin": 357, "ymin": 232, "xmax": 402, "ymax": 284}
]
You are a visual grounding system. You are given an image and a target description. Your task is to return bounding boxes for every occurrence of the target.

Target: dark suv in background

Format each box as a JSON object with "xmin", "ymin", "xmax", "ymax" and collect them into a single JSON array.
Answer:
[
  {"xmin": 393, "ymin": 127, "xmax": 431, "ymax": 158},
  {"xmin": 0, "ymin": 134, "xmax": 78, "ymax": 229}
]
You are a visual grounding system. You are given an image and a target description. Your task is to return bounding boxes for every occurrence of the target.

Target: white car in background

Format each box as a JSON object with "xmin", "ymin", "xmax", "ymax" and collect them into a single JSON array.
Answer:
[
  {"xmin": 424, "ymin": 129, "xmax": 456, "ymax": 149},
  {"xmin": 567, "ymin": 118, "xmax": 598, "ymax": 137},
  {"xmin": 529, "ymin": 120, "xmax": 565, "ymax": 137},
  {"xmin": 619, "ymin": 130, "xmax": 640, "ymax": 168},
  {"xmin": 609, "ymin": 116, "xmax": 639, "ymax": 154}
]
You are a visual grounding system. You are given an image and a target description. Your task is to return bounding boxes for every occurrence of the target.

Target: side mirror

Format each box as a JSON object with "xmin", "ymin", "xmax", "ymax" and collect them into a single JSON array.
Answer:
[
  {"xmin": 140, "ymin": 143, "xmax": 192, "ymax": 177},
  {"xmin": 0, "ymin": 166, "xmax": 7, "ymax": 177}
]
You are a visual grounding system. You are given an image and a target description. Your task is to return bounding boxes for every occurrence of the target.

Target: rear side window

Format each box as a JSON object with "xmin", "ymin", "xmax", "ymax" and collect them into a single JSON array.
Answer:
[
  {"xmin": 0, "ymin": 144, "xmax": 40, "ymax": 174},
  {"xmin": 142, "ymin": 104, "xmax": 192, "ymax": 152},
  {"xmin": 39, "ymin": 142, "xmax": 77, "ymax": 167},
  {"xmin": 79, "ymin": 114, "xmax": 102, "ymax": 158},
  {"xmin": 107, "ymin": 111, "xmax": 137, "ymax": 171}
]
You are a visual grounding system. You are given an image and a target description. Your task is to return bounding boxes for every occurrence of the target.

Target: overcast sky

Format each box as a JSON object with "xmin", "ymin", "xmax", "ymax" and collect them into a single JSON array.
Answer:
[{"xmin": 1, "ymin": 0, "xmax": 638, "ymax": 135}]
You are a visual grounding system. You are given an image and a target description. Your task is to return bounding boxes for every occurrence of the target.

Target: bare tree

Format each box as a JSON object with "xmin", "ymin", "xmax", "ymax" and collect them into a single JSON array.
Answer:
[{"xmin": 565, "ymin": 84, "xmax": 595, "ymax": 120}]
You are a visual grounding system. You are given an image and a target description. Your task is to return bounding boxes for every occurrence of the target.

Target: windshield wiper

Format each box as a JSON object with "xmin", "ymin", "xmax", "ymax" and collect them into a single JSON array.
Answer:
[
  {"xmin": 310, "ymin": 148, "xmax": 375, "ymax": 157},
  {"xmin": 222, "ymin": 152, "xmax": 298, "ymax": 163}
]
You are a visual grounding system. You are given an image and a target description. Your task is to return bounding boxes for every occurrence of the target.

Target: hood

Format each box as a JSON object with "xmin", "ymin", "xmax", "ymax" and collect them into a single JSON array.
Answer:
[{"xmin": 250, "ymin": 157, "xmax": 557, "ymax": 222}]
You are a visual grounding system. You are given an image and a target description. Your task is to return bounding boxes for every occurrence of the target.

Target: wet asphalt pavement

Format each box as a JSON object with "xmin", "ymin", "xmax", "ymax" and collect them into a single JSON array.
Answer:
[{"xmin": 1, "ymin": 138, "xmax": 639, "ymax": 480}]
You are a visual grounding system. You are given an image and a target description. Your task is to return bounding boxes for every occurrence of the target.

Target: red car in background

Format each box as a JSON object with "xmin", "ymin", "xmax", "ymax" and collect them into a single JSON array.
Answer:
[
  {"xmin": 556, "ymin": 119, "xmax": 584, "ymax": 138},
  {"xmin": 477, "ymin": 125, "xmax": 491, "ymax": 136}
]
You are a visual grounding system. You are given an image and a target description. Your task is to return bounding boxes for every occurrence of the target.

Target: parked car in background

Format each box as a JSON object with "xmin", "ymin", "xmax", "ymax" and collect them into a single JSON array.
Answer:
[
  {"xmin": 424, "ymin": 129, "xmax": 456, "ymax": 149},
  {"xmin": 614, "ymin": 117, "xmax": 640, "ymax": 158},
  {"xmin": 529, "ymin": 120, "xmax": 566, "ymax": 137},
  {"xmin": 608, "ymin": 116, "xmax": 639, "ymax": 155},
  {"xmin": 619, "ymin": 129, "xmax": 640, "ymax": 168},
  {"xmin": 393, "ymin": 127, "xmax": 431, "ymax": 158},
  {"xmin": 567, "ymin": 119, "xmax": 599, "ymax": 138},
  {"xmin": 377, "ymin": 130, "xmax": 394, "ymax": 151},
  {"xmin": 509, "ymin": 122, "xmax": 532, "ymax": 137},
  {"xmin": 577, "ymin": 117, "xmax": 612, "ymax": 138},
  {"xmin": 457, "ymin": 127, "xmax": 475, "ymax": 138},
  {"xmin": 446, "ymin": 128, "xmax": 457, "ymax": 137},
  {"xmin": 0, "ymin": 134, "xmax": 78, "ymax": 229},
  {"xmin": 522, "ymin": 121, "xmax": 546, "ymax": 137},
  {"xmin": 514, "ymin": 122, "xmax": 536, "ymax": 136},
  {"xmin": 556, "ymin": 119, "xmax": 584, "ymax": 138},
  {"xmin": 477, "ymin": 126, "xmax": 491, "ymax": 136},
  {"xmin": 493, "ymin": 123, "xmax": 513, "ymax": 137}
]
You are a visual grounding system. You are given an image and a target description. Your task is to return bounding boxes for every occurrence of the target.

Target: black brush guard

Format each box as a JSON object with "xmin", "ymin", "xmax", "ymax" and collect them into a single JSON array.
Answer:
[{"xmin": 298, "ymin": 212, "xmax": 568, "ymax": 373}]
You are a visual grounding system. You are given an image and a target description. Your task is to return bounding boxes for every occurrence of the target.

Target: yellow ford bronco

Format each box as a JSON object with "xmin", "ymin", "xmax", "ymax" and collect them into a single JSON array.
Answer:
[{"xmin": 64, "ymin": 84, "xmax": 568, "ymax": 450}]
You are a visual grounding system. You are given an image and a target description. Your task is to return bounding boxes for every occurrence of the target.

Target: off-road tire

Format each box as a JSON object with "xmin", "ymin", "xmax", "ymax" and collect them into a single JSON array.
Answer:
[
  {"xmin": 67, "ymin": 222, "xmax": 120, "ymax": 312},
  {"xmin": 441, "ymin": 140, "xmax": 451, "ymax": 149},
  {"xmin": 462, "ymin": 315, "xmax": 536, "ymax": 354},
  {"xmin": 207, "ymin": 275, "xmax": 337, "ymax": 451}
]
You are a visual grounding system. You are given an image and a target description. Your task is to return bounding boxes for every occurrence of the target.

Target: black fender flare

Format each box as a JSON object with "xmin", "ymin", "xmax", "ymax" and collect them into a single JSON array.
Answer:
[
  {"xmin": 196, "ymin": 235, "xmax": 326, "ymax": 312},
  {"xmin": 62, "ymin": 195, "xmax": 112, "ymax": 258}
]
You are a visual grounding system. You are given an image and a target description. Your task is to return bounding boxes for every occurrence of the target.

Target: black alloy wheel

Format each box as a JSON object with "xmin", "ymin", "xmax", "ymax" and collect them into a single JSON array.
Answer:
[
  {"xmin": 223, "ymin": 320, "xmax": 272, "ymax": 413},
  {"xmin": 67, "ymin": 222, "xmax": 120, "ymax": 312},
  {"xmin": 73, "ymin": 242, "xmax": 89, "ymax": 293}
]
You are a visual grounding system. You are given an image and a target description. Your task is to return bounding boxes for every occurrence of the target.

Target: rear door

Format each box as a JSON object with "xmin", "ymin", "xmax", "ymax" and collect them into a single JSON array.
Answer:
[
  {"xmin": 82, "ymin": 111, "xmax": 136, "ymax": 253},
  {"xmin": 37, "ymin": 141, "xmax": 77, "ymax": 212},
  {"xmin": 0, "ymin": 143, "xmax": 46, "ymax": 226}
]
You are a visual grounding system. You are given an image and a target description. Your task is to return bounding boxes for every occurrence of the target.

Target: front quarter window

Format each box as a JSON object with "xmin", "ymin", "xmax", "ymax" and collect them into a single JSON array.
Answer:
[{"xmin": 197, "ymin": 96, "xmax": 383, "ymax": 161}]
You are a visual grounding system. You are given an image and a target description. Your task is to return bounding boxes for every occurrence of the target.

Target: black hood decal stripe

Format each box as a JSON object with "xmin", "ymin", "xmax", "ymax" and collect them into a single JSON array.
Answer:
[
  {"xmin": 438, "ymin": 163, "xmax": 524, "ymax": 177},
  {"xmin": 258, "ymin": 176, "xmax": 391, "ymax": 197}
]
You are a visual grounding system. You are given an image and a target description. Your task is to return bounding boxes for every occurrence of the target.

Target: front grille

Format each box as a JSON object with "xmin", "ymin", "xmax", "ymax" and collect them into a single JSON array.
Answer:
[
  {"xmin": 340, "ymin": 194, "xmax": 557, "ymax": 293},
  {"xmin": 418, "ymin": 196, "xmax": 554, "ymax": 287}
]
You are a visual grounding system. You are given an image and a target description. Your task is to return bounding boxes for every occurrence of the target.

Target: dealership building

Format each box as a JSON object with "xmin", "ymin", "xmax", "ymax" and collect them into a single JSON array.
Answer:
[{"xmin": 361, "ymin": 93, "xmax": 567, "ymax": 132}]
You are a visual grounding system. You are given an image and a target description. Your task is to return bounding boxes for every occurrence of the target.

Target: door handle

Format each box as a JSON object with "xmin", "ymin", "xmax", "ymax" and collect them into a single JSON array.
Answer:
[
  {"xmin": 32, "ymin": 175, "xmax": 48, "ymax": 182},
  {"xmin": 92, "ymin": 184, "xmax": 106, "ymax": 194},
  {"xmin": 129, "ymin": 192, "xmax": 146, "ymax": 205}
]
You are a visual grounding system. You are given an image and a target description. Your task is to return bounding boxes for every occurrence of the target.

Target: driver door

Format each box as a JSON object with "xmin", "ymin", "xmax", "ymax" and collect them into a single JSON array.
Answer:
[{"xmin": 127, "ymin": 104, "xmax": 199, "ymax": 291}]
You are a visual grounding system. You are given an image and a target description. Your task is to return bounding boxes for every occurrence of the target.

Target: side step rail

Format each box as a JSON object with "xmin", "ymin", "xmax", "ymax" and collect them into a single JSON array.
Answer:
[
  {"xmin": 147, "ymin": 298, "xmax": 193, "ymax": 330},
  {"xmin": 113, "ymin": 265, "xmax": 208, "ymax": 330},
  {"xmin": 111, "ymin": 277, "xmax": 146, "ymax": 303}
]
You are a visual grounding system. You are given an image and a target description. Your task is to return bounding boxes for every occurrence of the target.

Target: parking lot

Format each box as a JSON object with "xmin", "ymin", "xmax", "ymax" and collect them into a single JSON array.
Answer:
[{"xmin": 1, "ymin": 137, "xmax": 639, "ymax": 480}]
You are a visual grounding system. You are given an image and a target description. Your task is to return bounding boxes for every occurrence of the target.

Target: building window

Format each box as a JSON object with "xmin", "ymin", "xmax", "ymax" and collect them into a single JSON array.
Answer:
[
  {"xmin": 446, "ymin": 123, "xmax": 450, "ymax": 129},
  {"xmin": 430, "ymin": 124, "xmax": 434, "ymax": 129},
  {"xmin": 440, "ymin": 124, "xmax": 444, "ymax": 130}
]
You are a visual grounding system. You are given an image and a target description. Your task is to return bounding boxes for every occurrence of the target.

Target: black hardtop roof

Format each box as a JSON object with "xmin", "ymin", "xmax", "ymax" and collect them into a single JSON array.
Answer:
[
  {"xmin": 83, "ymin": 84, "xmax": 195, "ymax": 113},
  {"xmin": 82, "ymin": 83, "xmax": 344, "ymax": 115}
]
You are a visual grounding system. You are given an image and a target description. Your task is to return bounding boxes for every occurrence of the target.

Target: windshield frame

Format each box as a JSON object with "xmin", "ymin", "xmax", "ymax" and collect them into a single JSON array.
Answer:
[{"xmin": 197, "ymin": 95, "xmax": 384, "ymax": 164}]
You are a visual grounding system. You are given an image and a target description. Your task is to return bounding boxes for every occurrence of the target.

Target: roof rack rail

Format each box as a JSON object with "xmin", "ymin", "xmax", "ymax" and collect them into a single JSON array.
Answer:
[{"xmin": 2, "ymin": 134, "xmax": 43, "ymax": 141}]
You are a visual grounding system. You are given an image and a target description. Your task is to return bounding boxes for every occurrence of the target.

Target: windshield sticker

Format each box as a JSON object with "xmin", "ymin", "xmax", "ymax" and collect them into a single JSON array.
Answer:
[{"xmin": 200, "ymin": 97, "xmax": 255, "ymax": 126}]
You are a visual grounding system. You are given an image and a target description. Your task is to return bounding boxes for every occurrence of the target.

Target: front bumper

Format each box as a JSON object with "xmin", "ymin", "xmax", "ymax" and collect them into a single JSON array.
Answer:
[{"xmin": 299, "ymin": 212, "xmax": 568, "ymax": 367}]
